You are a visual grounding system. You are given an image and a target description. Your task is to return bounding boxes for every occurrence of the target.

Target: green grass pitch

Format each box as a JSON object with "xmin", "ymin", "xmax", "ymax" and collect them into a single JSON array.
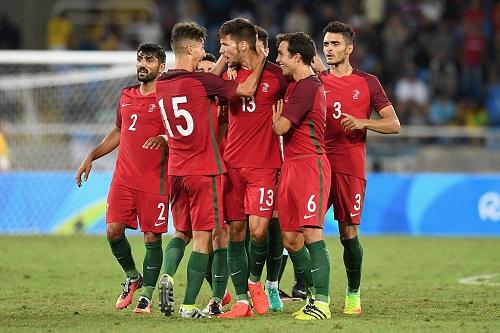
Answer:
[{"xmin": 1, "ymin": 236, "xmax": 499, "ymax": 332}]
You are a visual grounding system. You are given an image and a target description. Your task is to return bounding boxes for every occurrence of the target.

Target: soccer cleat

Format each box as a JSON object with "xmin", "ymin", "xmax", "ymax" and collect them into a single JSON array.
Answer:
[
  {"xmin": 292, "ymin": 296, "xmax": 312, "ymax": 316},
  {"xmin": 222, "ymin": 290, "xmax": 232, "ymax": 306},
  {"xmin": 267, "ymin": 287, "xmax": 284, "ymax": 311},
  {"xmin": 295, "ymin": 299, "xmax": 331, "ymax": 320},
  {"xmin": 133, "ymin": 296, "xmax": 151, "ymax": 314},
  {"xmin": 343, "ymin": 289, "xmax": 362, "ymax": 315},
  {"xmin": 115, "ymin": 273, "xmax": 143, "ymax": 309},
  {"xmin": 179, "ymin": 305, "xmax": 209, "ymax": 319},
  {"xmin": 291, "ymin": 279, "xmax": 308, "ymax": 300},
  {"xmin": 248, "ymin": 282, "xmax": 269, "ymax": 315},
  {"xmin": 218, "ymin": 302, "xmax": 254, "ymax": 318},
  {"xmin": 158, "ymin": 274, "xmax": 174, "ymax": 316},
  {"xmin": 203, "ymin": 298, "xmax": 223, "ymax": 316}
]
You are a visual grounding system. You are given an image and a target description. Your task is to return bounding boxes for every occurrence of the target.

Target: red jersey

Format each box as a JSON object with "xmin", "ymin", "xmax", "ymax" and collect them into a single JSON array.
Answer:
[
  {"xmin": 156, "ymin": 70, "xmax": 237, "ymax": 176},
  {"xmin": 320, "ymin": 69, "xmax": 391, "ymax": 179},
  {"xmin": 223, "ymin": 61, "xmax": 286, "ymax": 168},
  {"xmin": 113, "ymin": 85, "xmax": 168, "ymax": 195},
  {"xmin": 281, "ymin": 75, "xmax": 326, "ymax": 160}
]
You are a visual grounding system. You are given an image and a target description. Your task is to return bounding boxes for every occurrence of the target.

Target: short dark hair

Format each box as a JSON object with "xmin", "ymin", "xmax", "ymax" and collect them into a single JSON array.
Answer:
[
  {"xmin": 137, "ymin": 43, "xmax": 166, "ymax": 64},
  {"xmin": 256, "ymin": 25, "xmax": 269, "ymax": 49},
  {"xmin": 322, "ymin": 21, "xmax": 355, "ymax": 44},
  {"xmin": 202, "ymin": 53, "xmax": 217, "ymax": 63},
  {"xmin": 171, "ymin": 22, "xmax": 207, "ymax": 53},
  {"xmin": 276, "ymin": 32, "xmax": 316, "ymax": 65},
  {"xmin": 218, "ymin": 18, "xmax": 257, "ymax": 50}
]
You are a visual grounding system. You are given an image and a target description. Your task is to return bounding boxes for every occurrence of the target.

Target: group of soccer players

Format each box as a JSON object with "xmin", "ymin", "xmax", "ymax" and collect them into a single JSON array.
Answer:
[{"xmin": 75, "ymin": 18, "xmax": 400, "ymax": 320}]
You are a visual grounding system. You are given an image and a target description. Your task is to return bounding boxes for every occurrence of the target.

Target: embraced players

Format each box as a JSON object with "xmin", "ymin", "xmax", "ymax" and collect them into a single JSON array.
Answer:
[
  {"xmin": 273, "ymin": 32, "xmax": 332, "ymax": 320},
  {"xmin": 75, "ymin": 44, "xmax": 168, "ymax": 314},
  {"xmin": 320, "ymin": 21, "xmax": 400, "ymax": 315},
  {"xmin": 155, "ymin": 22, "xmax": 266, "ymax": 318},
  {"xmin": 216, "ymin": 19, "xmax": 288, "ymax": 318}
]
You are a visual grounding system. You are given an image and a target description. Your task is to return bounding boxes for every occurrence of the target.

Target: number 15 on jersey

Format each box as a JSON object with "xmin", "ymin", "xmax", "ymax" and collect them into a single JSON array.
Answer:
[{"xmin": 159, "ymin": 96, "xmax": 194, "ymax": 137}]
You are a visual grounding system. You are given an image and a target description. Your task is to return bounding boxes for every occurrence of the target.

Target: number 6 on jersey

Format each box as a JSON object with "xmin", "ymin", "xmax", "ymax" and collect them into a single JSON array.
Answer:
[{"xmin": 159, "ymin": 96, "xmax": 194, "ymax": 137}]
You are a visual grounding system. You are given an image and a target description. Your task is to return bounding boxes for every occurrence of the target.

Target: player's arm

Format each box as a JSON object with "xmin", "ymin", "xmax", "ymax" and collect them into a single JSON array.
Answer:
[
  {"xmin": 234, "ymin": 38, "xmax": 267, "ymax": 97},
  {"xmin": 272, "ymin": 99, "xmax": 292, "ymax": 135},
  {"xmin": 75, "ymin": 126, "xmax": 120, "ymax": 187},
  {"xmin": 341, "ymin": 105, "xmax": 400, "ymax": 134},
  {"xmin": 311, "ymin": 54, "xmax": 327, "ymax": 74},
  {"xmin": 209, "ymin": 55, "xmax": 227, "ymax": 76}
]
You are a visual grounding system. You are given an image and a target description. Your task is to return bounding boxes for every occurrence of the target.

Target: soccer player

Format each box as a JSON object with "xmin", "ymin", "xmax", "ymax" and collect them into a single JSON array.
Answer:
[
  {"xmin": 320, "ymin": 21, "xmax": 400, "ymax": 315},
  {"xmin": 75, "ymin": 43, "xmax": 168, "ymax": 314},
  {"xmin": 216, "ymin": 19, "xmax": 287, "ymax": 318},
  {"xmin": 155, "ymin": 22, "xmax": 266, "ymax": 319},
  {"xmin": 273, "ymin": 32, "xmax": 332, "ymax": 320},
  {"xmin": 195, "ymin": 52, "xmax": 232, "ymax": 315}
]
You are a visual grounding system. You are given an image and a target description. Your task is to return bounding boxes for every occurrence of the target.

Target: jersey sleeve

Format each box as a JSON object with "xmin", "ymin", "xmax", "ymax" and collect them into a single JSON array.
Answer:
[
  {"xmin": 198, "ymin": 72, "xmax": 238, "ymax": 100},
  {"xmin": 114, "ymin": 94, "xmax": 123, "ymax": 128},
  {"xmin": 367, "ymin": 75, "xmax": 392, "ymax": 113},
  {"xmin": 278, "ymin": 74, "xmax": 290, "ymax": 99},
  {"xmin": 281, "ymin": 80, "xmax": 317, "ymax": 126}
]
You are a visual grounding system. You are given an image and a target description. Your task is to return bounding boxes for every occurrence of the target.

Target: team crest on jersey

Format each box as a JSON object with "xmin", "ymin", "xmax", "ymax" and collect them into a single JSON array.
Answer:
[
  {"xmin": 148, "ymin": 104, "xmax": 156, "ymax": 112},
  {"xmin": 352, "ymin": 89, "xmax": 360, "ymax": 100},
  {"xmin": 261, "ymin": 82, "xmax": 269, "ymax": 93}
]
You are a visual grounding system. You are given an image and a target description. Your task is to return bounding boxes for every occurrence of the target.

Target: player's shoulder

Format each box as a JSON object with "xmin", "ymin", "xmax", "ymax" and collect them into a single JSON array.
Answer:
[
  {"xmin": 352, "ymin": 69, "xmax": 380, "ymax": 84},
  {"xmin": 263, "ymin": 61, "xmax": 283, "ymax": 77},
  {"xmin": 120, "ymin": 84, "xmax": 140, "ymax": 98}
]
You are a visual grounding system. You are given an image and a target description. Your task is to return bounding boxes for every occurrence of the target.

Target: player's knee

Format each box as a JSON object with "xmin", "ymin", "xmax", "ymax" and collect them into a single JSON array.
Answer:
[
  {"xmin": 144, "ymin": 232, "xmax": 161, "ymax": 244},
  {"xmin": 212, "ymin": 229, "xmax": 228, "ymax": 250},
  {"xmin": 228, "ymin": 221, "xmax": 246, "ymax": 241},
  {"xmin": 175, "ymin": 230, "xmax": 192, "ymax": 244},
  {"xmin": 250, "ymin": 227, "xmax": 267, "ymax": 242},
  {"xmin": 106, "ymin": 223, "xmax": 125, "ymax": 241}
]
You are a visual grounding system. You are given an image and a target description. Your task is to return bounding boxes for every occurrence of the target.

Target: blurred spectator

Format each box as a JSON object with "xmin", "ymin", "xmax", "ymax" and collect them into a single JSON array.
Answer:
[
  {"xmin": 463, "ymin": 99, "xmax": 489, "ymax": 127},
  {"xmin": 428, "ymin": 93, "xmax": 457, "ymax": 125},
  {"xmin": 47, "ymin": 13, "xmax": 73, "ymax": 49},
  {"xmin": 0, "ymin": 124, "xmax": 11, "ymax": 171},
  {"xmin": 0, "ymin": 14, "xmax": 21, "ymax": 49},
  {"xmin": 283, "ymin": 3, "xmax": 312, "ymax": 33},
  {"xmin": 395, "ymin": 62, "xmax": 430, "ymax": 125},
  {"xmin": 486, "ymin": 69, "xmax": 500, "ymax": 126}
]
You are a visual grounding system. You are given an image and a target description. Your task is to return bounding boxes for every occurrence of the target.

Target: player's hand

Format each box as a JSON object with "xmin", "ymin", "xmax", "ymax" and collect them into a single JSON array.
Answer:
[
  {"xmin": 142, "ymin": 135, "xmax": 168, "ymax": 150},
  {"xmin": 75, "ymin": 156, "xmax": 93, "ymax": 187},
  {"xmin": 272, "ymin": 99, "xmax": 284, "ymax": 124},
  {"xmin": 341, "ymin": 113, "xmax": 366, "ymax": 131},
  {"xmin": 227, "ymin": 67, "xmax": 238, "ymax": 80}
]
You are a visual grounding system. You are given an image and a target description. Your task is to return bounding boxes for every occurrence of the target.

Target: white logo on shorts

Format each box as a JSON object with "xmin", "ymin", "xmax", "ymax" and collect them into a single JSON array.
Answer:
[
  {"xmin": 154, "ymin": 221, "xmax": 166, "ymax": 227},
  {"xmin": 350, "ymin": 212, "xmax": 360, "ymax": 217},
  {"xmin": 303, "ymin": 214, "xmax": 316, "ymax": 220}
]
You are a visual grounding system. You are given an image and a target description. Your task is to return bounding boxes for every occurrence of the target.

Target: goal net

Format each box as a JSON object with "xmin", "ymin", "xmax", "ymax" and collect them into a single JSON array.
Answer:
[{"xmin": 0, "ymin": 50, "xmax": 174, "ymax": 234}]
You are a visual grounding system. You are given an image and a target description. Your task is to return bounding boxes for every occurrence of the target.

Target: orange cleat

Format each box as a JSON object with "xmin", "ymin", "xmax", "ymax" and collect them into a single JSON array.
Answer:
[
  {"xmin": 115, "ymin": 274, "xmax": 143, "ymax": 309},
  {"xmin": 218, "ymin": 302, "xmax": 253, "ymax": 318},
  {"xmin": 133, "ymin": 296, "xmax": 151, "ymax": 314},
  {"xmin": 248, "ymin": 282, "xmax": 269, "ymax": 315}
]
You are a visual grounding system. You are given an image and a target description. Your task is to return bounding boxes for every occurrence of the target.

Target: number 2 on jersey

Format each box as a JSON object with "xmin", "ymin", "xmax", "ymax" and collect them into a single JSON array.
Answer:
[
  {"xmin": 128, "ymin": 114, "xmax": 138, "ymax": 131},
  {"xmin": 332, "ymin": 101, "xmax": 342, "ymax": 119},
  {"xmin": 158, "ymin": 96, "xmax": 194, "ymax": 137}
]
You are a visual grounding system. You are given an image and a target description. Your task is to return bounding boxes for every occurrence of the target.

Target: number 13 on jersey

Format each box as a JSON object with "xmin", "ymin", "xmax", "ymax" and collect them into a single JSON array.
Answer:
[{"xmin": 159, "ymin": 96, "xmax": 194, "ymax": 137}]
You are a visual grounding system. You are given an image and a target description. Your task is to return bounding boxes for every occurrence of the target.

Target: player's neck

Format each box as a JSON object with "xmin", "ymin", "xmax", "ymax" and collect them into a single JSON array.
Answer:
[
  {"xmin": 139, "ymin": 81, "xmax": 155, "ymax": 96},
  {"xmin": 241, "ymin": 51, "xmax": 261, "ymax": 70},
  {"xmin": 292, "ymin": 65, "xmax": 315, "ymax": 81},
  {"xmin": 330, "ymin": 61, "xmax": 353, "ymax": 77},
  {"xmin": 174, "ymin": 56, "xmax": 195, "ymax": 72}
]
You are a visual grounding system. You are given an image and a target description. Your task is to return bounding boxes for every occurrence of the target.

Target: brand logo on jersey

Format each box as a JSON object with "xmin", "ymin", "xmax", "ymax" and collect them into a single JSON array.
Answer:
[
  {"xmin": 148, "ymin": 104, "xmax": 156, "ymax": 112},
  {"xmin": 122, "ymin": 103, "xmax": 132, "ymax": 107},
  {"xmin": 261, "ymin": 82, "xmax": 269, "ymax": 93},
  {"xmin": 352, "ymin": 89, "xmax": 360, "ymax": 100}
]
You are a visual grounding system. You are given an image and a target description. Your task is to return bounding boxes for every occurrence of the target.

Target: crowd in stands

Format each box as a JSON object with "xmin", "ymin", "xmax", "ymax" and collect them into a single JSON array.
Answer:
[{"xmin": 1, "ymin": 0, "xmax": 500, "ymax": 127}]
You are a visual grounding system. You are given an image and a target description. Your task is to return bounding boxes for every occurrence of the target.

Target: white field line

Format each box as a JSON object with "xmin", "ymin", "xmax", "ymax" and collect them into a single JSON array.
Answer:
[{"xmin": 458, "ymin": 273, "xmax": 500, "ymax": 286}]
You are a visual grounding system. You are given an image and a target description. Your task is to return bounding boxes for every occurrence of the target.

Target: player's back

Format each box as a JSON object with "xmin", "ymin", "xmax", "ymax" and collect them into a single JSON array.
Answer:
[
  {"xmin": 114, "ymin": 85, "xmax": 168, "ymax": 195},
  {"xmin": 282, "ymin": 75, "xmax": 327, "ymax": 160},
  {"xmin": 156, "ymin": 70, "xmax": 236, "ymax": 176},
  {"xmin": 223, "ymin": 62, "xmax": 285, "ymax": 168}
]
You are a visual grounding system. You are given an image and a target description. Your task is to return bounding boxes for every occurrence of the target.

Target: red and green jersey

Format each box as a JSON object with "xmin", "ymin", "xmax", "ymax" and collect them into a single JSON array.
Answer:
[
  {"xmin": 281, "ymin": 75, "xmax": 327, "ymax": 160},
  {"xmin": 113, "ymin": 85, "xmax": 168, "ymax": 195},
  {"xmin": 156, "ymin": 69, "xmax": 237, "ymax": 176},
  {"xmin": 222, "ymin": 61, "xmax": 286, "ymax": 168},
  {"xmin": 320, "ymin": 69, "xmax": 391, "ymax": 179}
]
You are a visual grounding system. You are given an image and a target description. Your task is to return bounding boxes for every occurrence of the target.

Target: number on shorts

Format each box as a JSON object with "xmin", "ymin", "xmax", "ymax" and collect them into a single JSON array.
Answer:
[
  {"xmin": 157, "ymin": 202, "xmax": 166, "ymax": 220},
  {"xmin": 353, "ymin": 193, "xmax": 361, "ymax": 211},
  {"xmin": 307, "ymin": 194, "xmax": 317, "ymax": 213},
  {"xmin": 259, "ymin": 187, "xmax": 274, "ymax": 207},
  {"xmin": 128, "ymin": 114, "xmax": 138, "ymax": 131}
]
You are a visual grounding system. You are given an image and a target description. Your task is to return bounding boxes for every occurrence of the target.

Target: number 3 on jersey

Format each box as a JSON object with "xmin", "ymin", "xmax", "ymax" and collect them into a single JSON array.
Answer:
[
  {"xmin": 158, "ymin": 96, "xmax": 194, "ymax": 137},
  {"xmin": 332, "ymin": 101, "xmax": 342, "ymax": 119}
]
